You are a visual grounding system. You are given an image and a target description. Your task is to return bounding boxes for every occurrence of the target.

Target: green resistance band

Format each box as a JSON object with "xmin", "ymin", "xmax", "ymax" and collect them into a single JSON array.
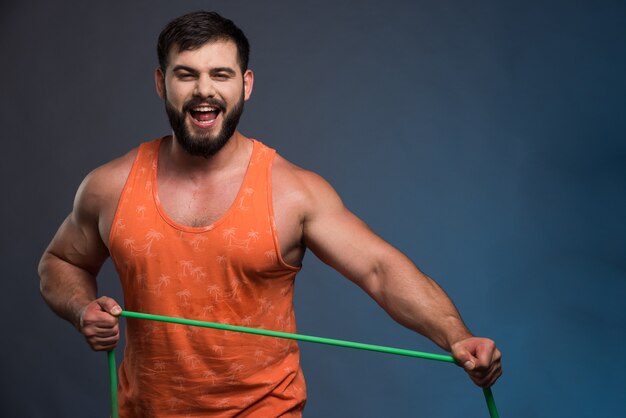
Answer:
[{"xmin": 107, "ymin": 310, "xmax": 499, "ymax": 418}]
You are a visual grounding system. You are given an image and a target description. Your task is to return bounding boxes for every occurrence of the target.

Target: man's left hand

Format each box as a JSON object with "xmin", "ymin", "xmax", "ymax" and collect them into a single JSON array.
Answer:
[{"xmin": 451, "ymin": 337, "xmax": 502, "ymax": 387}]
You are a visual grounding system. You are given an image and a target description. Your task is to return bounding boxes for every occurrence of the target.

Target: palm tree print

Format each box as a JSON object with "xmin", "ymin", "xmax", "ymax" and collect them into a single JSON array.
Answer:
[
  {"xmin": 222, "ymin": 227, "xmax": 260, "ymax": 251},
  {"xmin": 201, "ymin": 305, "xmax": 214, "ymax": 317},
  {"xmin": 189, "ymin": 236, "xmax": 208, "ymax": 251},
  {"xmin": 256, "ymin": 298, "xmax": 274, "ymax": 315},
  {"xmin": 175, "ymin": 350, "xmax": 188, "ymax": 362},
  {"xmin": 201, "ymin": 370, "xmax": 217, "ymax": 384},
  {"xmin": 276, "ymin": 314, "xmax": 291, "ymax": 330},
  {"xmin": 155, "ymin": 274, "xmax": 170, "ymax": 294},
  {"xmin": 222, "ymin": 227, "xmax": 236, "ymax": 243},
  {"xmin": 123, "ymin": 229, "xmax": 163, "ymax": 256},
  {"xmin": 226, "ymin": 363, "xmax": 245, "ymax": 383},
  {"xmin": 215, "ymin": 398, "xmax": 230, "ymax": 409},
  {"xmin": 210, "ymin": 345, "xmax": 224, "ymax": 356},
  {"xmin": 154, "ymin": 361, "xmax": 166, "ymax": 372},
  {"xmin": 280, "ymin": 285, "xmax": 292, "ymax": 297},
  {"xmin": 184, "ymin": 355, "xmax": 200, "ymax": 369},
  {"xmin": 179, "ymin": 260, "xmax": 193, "ymax": 276},
  {"xmin": 136, "ymin": 205, "xmax": 146, "ymax": 220},
  {"xmin": 143, "ymin": 323, "xmax": 159, "ymax": 338},
  {"xmin": 166, "ymin": 396, "xmax": 182, "ymax": 410},
  {"xmin": 114, "ymin": 218, "xmax": 126, "ymax": 233},
  {"xmin": 238, "ymin": 187, "xmax": 254, "ymax": 210},
  {"xmin": 227, "ymin": 281, "xmax": 240, "ymax": 301},
  {"xmin": 146, "ymin": 229, "xmax": 163, "ymax": 241},
  {"xmin": 190, "ymin": 266, "xmax": 206, "ymax": 282},
  {"xmin": 172, "ymin": 376, "xmax": 186, "ymax": 390},
  {"xmin": 176, "ymin": 289, "xmax": 191, "ymax": 306},
  {"xmin": 264, "ymin": 250, "xmax": 277, "ymax": 263},
  {"xmin": 261, "ymin": 356, "xmax": 275, "ymax": 368},
  {"xmin": 206, "ymin": 285, "xmax": 220, "ymax": 300},
  {"xmin": 135, "ymin": 273, "xmax": 146, "ymax": 290}
]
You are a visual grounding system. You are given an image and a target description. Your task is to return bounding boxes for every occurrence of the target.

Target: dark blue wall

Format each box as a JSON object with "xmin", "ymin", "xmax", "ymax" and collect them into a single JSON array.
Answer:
[{"xmin": 1, "ymin": 1, "xmax": 624, "ymax": 416}]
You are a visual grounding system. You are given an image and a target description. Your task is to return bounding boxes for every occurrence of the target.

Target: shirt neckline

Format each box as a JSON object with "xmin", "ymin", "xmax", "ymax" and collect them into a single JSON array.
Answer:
[{"xmin": 151, "ymin": 137, "xmax": 259, "ymax": 233}]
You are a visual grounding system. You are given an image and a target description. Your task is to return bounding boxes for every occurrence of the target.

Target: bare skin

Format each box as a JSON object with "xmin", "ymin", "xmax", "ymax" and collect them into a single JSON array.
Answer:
[{"xmin": 39, "ymin": 40, "xmax": 502, "ymax": 388}]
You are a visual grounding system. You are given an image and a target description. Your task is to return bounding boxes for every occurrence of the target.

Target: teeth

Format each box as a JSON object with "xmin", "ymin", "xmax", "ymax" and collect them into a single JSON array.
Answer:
[{"xmin": 193, "ymin": 106, "xmax": 218, "ymax": 112}]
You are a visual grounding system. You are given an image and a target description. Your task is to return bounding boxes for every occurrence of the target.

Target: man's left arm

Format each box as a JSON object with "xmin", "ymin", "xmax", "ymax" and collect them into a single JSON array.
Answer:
[{"xmin": 299, "ymin": 171, "xmax": 502, "ymax": 387}]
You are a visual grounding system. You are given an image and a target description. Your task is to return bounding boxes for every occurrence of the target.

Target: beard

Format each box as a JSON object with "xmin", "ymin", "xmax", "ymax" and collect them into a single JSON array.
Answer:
[{"xmin": 164, "ymin": 91, "xmax": 245, "ymax": 158}]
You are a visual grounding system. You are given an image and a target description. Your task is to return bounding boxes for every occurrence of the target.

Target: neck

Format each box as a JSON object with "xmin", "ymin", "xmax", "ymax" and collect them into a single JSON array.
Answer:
[{"xmin": 161, "ymin": 131, "xmax": 251, "ymax": 180}]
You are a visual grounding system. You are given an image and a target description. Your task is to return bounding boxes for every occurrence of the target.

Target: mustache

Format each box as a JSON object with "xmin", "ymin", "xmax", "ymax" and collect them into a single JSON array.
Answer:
[{"xmin": 182, "ymin": 97, "xmax": 226, "ymax": 113}]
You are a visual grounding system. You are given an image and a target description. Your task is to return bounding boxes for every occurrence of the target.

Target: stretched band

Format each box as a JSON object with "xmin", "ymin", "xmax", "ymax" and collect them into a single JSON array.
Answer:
[{"xmin": 107, "ymin": 310, "xmax": 499, "ymax": 417}]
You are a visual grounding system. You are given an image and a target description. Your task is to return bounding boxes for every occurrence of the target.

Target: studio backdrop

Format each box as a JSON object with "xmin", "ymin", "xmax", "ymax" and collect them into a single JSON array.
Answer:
[{"xmin": 1, "ymin": 1, "xmax": 624, "ymax": 417}]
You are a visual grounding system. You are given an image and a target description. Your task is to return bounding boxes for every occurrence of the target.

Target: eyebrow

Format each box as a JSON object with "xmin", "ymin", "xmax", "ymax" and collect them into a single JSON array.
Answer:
[
  {"xmin": 210, "ymin": 67, "xmax": 237, "ymax": 76},
  {"xmin": 172, "ymin": 65, "xmax": 199, "ymax": 75}
]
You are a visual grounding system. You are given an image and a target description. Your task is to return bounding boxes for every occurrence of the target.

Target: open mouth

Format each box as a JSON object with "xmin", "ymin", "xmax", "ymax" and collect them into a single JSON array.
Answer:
[{"xmin": 188, "ymin": 105, "xmax": 221, "ymax": 126}]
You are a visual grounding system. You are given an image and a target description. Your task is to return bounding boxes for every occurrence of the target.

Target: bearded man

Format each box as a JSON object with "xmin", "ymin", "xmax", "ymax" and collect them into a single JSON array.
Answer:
[{"xmin": 39, "ymin": 11, "xmax": 502, "ymax": 417}]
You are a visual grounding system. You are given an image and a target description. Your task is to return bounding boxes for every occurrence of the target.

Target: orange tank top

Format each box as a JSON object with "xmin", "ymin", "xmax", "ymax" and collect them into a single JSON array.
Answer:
[{"xmin": 109, "ymin": 138, "xmax": 306, "ymax": 417}]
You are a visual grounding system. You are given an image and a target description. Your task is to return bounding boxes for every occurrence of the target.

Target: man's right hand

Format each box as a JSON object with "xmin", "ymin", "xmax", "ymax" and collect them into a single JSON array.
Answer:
[{"xmin": 78, "ymin": 296, "xmax": 122, "ymax": 351}]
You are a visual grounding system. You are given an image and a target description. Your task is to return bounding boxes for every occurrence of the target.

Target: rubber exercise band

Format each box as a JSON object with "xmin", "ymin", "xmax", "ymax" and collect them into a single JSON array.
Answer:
[{"xmin": 107, "ymin": 310, "xmax": 499, "ymax": 417}]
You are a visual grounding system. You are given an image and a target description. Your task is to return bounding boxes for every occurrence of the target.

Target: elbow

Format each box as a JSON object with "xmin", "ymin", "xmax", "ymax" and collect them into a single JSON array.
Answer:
[
  {"xmin": 38, "ymin": 253, "xmax": 49, "ymax": 295},
  {"xmin": 37, "ymin": 251, "xmax": 56, "ymax": 298}
]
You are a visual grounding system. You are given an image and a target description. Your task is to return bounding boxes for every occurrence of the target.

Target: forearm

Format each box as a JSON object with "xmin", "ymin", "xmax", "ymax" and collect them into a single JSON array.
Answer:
[
  {"xmin": 368, "ymin": 249, "xmax": 472, "ymax": 352},
  {"xmin": 38, "ymin": 252, "xmax": 98, "ymax": 329}
]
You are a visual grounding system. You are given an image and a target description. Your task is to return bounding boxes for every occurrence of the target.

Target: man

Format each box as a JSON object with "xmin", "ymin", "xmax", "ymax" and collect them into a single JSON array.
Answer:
[{"xmin": 39, "ymin": 11, "xmax": 502, "ymax": 417}]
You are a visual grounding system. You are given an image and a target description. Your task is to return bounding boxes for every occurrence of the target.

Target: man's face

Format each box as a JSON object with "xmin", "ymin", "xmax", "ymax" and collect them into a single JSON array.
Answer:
[{"xmin": 156, "ymin": 40, "xmax": 253, "ymax": 157}]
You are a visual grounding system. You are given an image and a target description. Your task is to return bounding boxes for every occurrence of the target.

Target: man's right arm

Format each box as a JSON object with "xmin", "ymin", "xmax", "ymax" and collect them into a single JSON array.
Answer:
[{"xmin": 38, "ymin": 163, "xmax": 127, "ymax": 351}]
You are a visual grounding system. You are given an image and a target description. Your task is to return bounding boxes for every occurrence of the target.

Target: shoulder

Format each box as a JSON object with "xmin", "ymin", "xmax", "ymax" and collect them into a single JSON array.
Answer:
[
  {"xmin": 73, "ymin": 146, "xmax": 139, "ymax": 218},
  {"xmin": 271, "ymin": 153, "xmax": 344, "ymax": 218}
]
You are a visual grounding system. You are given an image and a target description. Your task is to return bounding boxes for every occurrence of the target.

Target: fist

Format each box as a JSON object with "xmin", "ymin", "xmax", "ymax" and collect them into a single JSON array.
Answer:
[
  {"xmin": 78, "ymin": 296, "xmax": 122, "ymax": 351},
  {"xmin": 451, "ymin": 337, "xmax": 502, "ymax": 388}
]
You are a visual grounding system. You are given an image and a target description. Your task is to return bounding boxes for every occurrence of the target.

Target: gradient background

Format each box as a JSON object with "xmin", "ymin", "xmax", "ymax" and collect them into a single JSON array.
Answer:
[{"xmin": 1, "ymin": 1, "xmax": 624, "ymax": 417}]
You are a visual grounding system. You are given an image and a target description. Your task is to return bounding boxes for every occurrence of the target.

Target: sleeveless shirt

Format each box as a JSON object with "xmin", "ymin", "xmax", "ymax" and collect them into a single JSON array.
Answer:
[{"xmin": 108, "ymin": 138, "xmax": 306, "ymax": 417}]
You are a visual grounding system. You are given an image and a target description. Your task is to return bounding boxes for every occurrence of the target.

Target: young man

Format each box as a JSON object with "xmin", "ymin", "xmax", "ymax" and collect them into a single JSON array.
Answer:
[{"xmin": 39, "ymin": 11, "xmax": 502, "ymax": 417}]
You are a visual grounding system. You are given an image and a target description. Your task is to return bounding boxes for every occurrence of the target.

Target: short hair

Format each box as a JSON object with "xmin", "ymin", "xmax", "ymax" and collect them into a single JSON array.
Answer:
[{"xmin": 157, "ymin": 11, "xmax": 250, "ymax": 74}]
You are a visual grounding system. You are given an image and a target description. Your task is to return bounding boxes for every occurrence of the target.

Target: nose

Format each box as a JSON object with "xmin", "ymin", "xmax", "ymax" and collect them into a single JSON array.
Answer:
[{"xmin": 193, "ymin": 74, "xmax": 216, "ymax": 98}]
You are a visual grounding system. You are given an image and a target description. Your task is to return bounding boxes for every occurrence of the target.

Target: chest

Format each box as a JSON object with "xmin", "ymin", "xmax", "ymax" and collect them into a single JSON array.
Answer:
[{"xmin": 157, "ymin": 174, "xmax": 243, "ymax": 228}]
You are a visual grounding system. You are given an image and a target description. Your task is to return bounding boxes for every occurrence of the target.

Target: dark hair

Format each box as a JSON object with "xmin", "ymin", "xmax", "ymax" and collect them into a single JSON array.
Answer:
[{"xmin": 157, "ymin": 11, "xmax": 250, "ymax": 74}]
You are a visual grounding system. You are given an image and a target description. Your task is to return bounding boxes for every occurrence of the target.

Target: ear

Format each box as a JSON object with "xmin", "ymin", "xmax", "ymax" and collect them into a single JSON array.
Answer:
[
  {"xmin": 155, "ymin": 67, "xmax": 166, "ymax": 99},
  {"xmin": 243, "ymin": 69, "xmax": 254, "ymax": 101}
]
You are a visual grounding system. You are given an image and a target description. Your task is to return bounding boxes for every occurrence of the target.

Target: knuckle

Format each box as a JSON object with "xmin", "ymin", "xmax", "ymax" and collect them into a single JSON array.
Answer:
[{"xmin": 81, "ymin": 315, "xmax": 95, "ymax": 325}]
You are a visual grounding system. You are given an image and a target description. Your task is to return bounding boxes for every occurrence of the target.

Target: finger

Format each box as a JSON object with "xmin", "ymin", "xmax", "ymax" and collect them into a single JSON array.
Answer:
[
  {"xmin": 474, "ymin": 340, "xmax": 496, "ymax": 370},
  {"xmin": 88, "ymin": 334, "xmax": 120, "ymax": 346},
  {"xmin": 83, "ymin": 325, "xmax": 119, "ymax": 340},
  {"xmin": 90, "ymin": 340, "xmax": 119, "ymax": 351},
  {"xmin": 475, "ymin": 363, "xmax": 503, "ymax": 388},
  {"xmin": 81, "ymin": 311, "xmax": 119, "ymax": 329},
  {"xmin": 454, "ymin": 348, "xmax": 479, "ymax": 371},
  {"xmin": 96, "ymin": 296, "xmax": 122, "ymax": 316},
  {"xmin": 87, "ymin": 333, "xmax": 120, "ymax": 351},
  {"xmin": 454, "ymin": 355, "xmax": 474, "ymax": 370},
  {"xmin": 467, "ymin": 356, "xmax": 501, "ymax": 380},
  {"xmin": 472, "ymin": 355, "xmax": 503, "ymax": 387},
  {"xmin": 480, "ymin": 348, "xmax": 502, "ymax": 377},
  {"xmin": 491, "ymin": 348, "xmax": 502, "ymax": 364},
  {"xmin": 92, "ymin": 325, "xmax": 120, "ymax": 338}
]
